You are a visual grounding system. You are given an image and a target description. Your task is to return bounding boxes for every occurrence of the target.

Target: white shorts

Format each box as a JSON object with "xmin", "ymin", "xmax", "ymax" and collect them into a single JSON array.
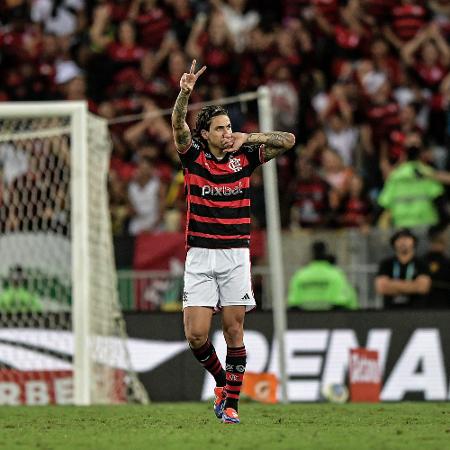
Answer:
[{"xmin": 182, "ymin": 247, "xmax": 256, "ymax": 312}]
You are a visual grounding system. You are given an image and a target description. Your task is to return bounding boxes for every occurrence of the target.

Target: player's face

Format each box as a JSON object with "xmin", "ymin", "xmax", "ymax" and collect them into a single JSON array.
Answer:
[{"xmin": 203, "ymin": 115, "xmax": 232, "ymax": 149}]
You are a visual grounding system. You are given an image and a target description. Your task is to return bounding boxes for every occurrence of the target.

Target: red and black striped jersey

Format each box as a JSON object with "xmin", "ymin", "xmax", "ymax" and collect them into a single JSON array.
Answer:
[
  {"xmin": 390, "ymin": 3, "xmax": 429, "ymax": 42},
  {"xmin": 365, "ymin": 100, "xmax": 401, "ymax": 141},
  {"xmin": 178, "ymin": 137, "xmax": 264, "ymax": 249}
]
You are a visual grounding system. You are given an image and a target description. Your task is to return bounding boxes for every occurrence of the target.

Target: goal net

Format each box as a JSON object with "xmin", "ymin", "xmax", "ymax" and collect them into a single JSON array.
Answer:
[{"xmin": 0, "ymin": 102, "xmax": 148, "ymax": 405}]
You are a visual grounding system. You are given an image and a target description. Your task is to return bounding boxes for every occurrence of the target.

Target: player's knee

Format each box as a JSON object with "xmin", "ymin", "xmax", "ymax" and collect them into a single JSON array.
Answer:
[
  {"xmin": 222, "ymin": 323, "xmax": 243, "ymax": 344},
  {"xmin": 185, "ymin": 330, "xmax": 208, "ymax": 349}
]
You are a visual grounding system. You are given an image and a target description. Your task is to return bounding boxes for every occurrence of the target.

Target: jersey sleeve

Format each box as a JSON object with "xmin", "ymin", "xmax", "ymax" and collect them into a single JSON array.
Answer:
[
  {"xmin": 177, "ymin": 137, "xmax": 201, "ymax": 168},
  {"xmin": 242, "ymin": 143, "xmax": 264, "ymax": 173}
]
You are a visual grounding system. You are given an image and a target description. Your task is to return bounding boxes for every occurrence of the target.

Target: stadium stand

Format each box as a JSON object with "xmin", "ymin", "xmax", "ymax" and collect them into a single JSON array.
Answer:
[{"xmin": 1, "ymin": 0, "xmax": 449, "ymax": 310}]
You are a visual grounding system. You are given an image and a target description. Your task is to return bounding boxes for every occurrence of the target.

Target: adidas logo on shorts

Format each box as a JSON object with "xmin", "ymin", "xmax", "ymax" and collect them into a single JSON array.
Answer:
[{"xmin": 241, "ymin": 293, "xmax": 250, "ymax": 300}]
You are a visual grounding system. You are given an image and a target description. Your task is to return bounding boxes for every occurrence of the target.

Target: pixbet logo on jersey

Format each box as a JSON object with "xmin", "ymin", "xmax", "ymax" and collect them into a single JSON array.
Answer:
[{"xmin": 201, "ymin": 182, "xmax": 243, "ymax": 197}]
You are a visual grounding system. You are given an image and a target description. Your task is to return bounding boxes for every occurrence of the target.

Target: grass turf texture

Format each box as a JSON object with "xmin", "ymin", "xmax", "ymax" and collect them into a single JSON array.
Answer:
[{"xmin": 1, "ymin": 403, "xmax": 449, "ymax": 450}]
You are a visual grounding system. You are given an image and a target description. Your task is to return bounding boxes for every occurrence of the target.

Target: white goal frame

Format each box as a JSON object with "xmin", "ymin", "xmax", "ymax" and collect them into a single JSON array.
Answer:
[
  {"xmin": 257, "ymin": 88, "xmax": 288, "ymax": 403},
  {"xmin": 0, "ymin": 101, "xmax": 93, "ymax": 405}
]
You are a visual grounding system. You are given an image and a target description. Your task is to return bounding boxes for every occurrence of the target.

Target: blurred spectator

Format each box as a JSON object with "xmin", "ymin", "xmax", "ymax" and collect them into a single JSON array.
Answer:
[
  {"xmin": 0, "ymin": 0, "xmax": 449, "ymax": 243},
  {"xmin": 378, "ymin": 141, "xmax": 445, "ymax": 228},
  {"xmin": 167, "ymin": 0, "xmax": 195, "ymax": 45},
  {"xmin": 106, "ymin": 20, "xmax": 146, "ymax": 73},
  {"xmin": 186, "ymin": 11, "xmax": 236, "ymax": 88},
  {"xmin": 384, "ymin": 0, "xmax": 431, "ymax": 50},
  {"xmin": 268, "ymin": 64, "xmax": 299, "ymax": 134},
  {"xmin": 338, "ymin": 173, "xmax": 373, "ymax": 229},
  {"xmin": 211, "ymin": 0, "xmax": 260, "ymax": 53},
  {"xmin": 0, "ymin": 141, "xmax": 28, "ymax": 185},
  {"xmin": 238, "ymin": 24, "xmax": 275, "ymax": 92},
  {"xmin": 123, "ymin": 99, "xmax": 172, "ymax": 152},
  {"xmin": 401, "ymin": 23, "xmax": 450, "ymax": 144},
  {"xmin": 324, "ymin": 112, "xmax": 358, "ymax": 166},
  {"xmin": 128, "ymin": 155, "xmax": 166, "ymax": 236},
  {"xmin": 289, "ymin": 156, "xmax": 331, "ymax": 229},
  {"xmin": 312, "ymin": 82, "xmax": 354, "ymax": 127},
  {"xmin": 430, "ymin": 0, "xmax": 450, "ymax": 39},
  {"xmin": 31, "ymin": 0, "xmax": 84, "ymax": 37},
  {"xmin": 382, "ymin": 104, "xmax": 423, "ymax": 171},
  {"xmin": 89, "ymin": 3, "xmax": 115, "ymax": 53},
  {"xmin": 364, "ymin": 80, "xmax": 401, "ymax": 155},
  {"xmin": 1, "ymin": 129, "xmax": 70, "ymax": 234},
  {"xmin": 401, "ymin": 24, "xmax": 450, "ymax": 93},
  {"xmin": 109, "ymin": 171, "xmax": 132, "ymax": 237},
  {"xmin": 287, "ymin": 241, "xmax": 359, "ymax": 310},
  {"xmin": 320, "ymin": 148, "xmax": 354, "ymax": 199},
  {"xmin": 422, "ymin": 223, "xmax": 450, "ymax": 308},
  {"xmin": 127, "ymin": 0, "xmax": 172, "ymax": 50},
  {"xmin": 369, "ymin": 37, "xmax": 402, "ymax": 87},
  {"xmin": 0, "ymin": 265, "xmax": 42, "ymax": 313},
  {"xmin": 375, "ymin": 228, "xmax": 431, "ymax": 308}
]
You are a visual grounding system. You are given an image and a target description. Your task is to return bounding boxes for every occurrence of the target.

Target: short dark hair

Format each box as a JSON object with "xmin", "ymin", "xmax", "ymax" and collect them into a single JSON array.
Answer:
[
  {"xmin": 312, "ymin": 241, "xmax": 327, "ymax": 260},
  {"xmin": 194, "ymin": 105, "xmax": 229, "ymax": 139},
  {"xmin": 390, "ymin": 228, "xmax": 418, "ymax": 248}
]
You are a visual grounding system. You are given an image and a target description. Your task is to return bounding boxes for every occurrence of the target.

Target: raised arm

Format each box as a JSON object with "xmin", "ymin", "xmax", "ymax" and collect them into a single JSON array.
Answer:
[
  {"xmin": 248, "ymin": 132, "xmax": 296, "ymax": 161},
  {"xmin": 225, "ymin": 131, "xmax": 296, "ymax": 161},
  {"xmin": 428, "ymin": 23, "xmax": 450, "ymax": 67},
  {"xmin": 401, "ymin": 27, "xmax": 430, "ymax": 66},
  {"xmin": 171, "ymin": 59, "xmax": 206, "ymax": 153}
]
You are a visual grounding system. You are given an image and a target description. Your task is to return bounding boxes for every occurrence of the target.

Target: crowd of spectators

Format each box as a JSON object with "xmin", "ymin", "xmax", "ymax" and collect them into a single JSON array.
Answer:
[{"xmin": 1, "ymin": 0, "xmax": 450, "ymax": 237}]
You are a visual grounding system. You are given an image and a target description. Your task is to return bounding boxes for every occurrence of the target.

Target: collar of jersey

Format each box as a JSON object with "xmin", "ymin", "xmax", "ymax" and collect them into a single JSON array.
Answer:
[{"xmin": 204, "ymin": 148, "xmax": 232, "ymax": 164}]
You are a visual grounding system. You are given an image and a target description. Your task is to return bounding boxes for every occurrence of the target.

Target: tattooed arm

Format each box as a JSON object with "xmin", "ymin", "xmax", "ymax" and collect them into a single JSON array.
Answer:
[
  {"xmin": 171, "ymin": 89, "xmax": 192, "ymax": 152},
  {"xmin": 171, "ymin": 59, "xmax": 206, "ymax": 153},
  {"xmin": 225, "ymin": 132, "xmax": 296, "ymax": 161},
  {"xmin": 247, "ymin": 132, "xmax": 296, "ymax": 161}
]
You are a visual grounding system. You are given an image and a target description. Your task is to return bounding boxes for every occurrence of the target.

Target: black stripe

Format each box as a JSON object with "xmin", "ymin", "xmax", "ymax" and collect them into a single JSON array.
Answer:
[
  {"xmin": 189, "ymin": 185, "xmax": 250, "ymax": 201},
  {"xmin": 226, "ymin": 389, "xmax": 242, "ymax": 395},
  {"xmin": 187, "ymin": 235, "xmax": 250, "ymax": 248},
  {"xmin": 190, "ymin": 202, "xmax": 250, "ymax": 219},
  {"xmin": 179, "ymin": 145, "xmax": 200, "ymax": 167},
  {"xmin": 226, "ymin": 381, "xmax": 243, "ymax": 387},
  {"xmin": 189, "ymin": 220, "xmax": 250, "ymax": 236},
  {"xmin": 190, "ymin": 162, "xmax": 251, "ymax": 183}
]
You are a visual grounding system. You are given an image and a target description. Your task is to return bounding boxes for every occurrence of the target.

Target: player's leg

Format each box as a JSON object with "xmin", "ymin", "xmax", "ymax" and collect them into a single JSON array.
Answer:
[
  {"xmin": 221, "ymin": 305, "xmax": 246, "ymax": 424},
  {"xmin": 183, "ymin": 305, "xmax": 213, "ymax": 349},
  {"xmin": 184, "ymin": 306, "xmax": 224, "ymax": 383},
  {"xmin": 183, "ymin": 248, "xmax": 226, "ymax": 417},
  {"xmin": 184, "ymin": 306, "xmax": 227, "ymax": 417},
  {"xmin": 215, "ymin": 248, "xmax": 255, "ymax": 423}
]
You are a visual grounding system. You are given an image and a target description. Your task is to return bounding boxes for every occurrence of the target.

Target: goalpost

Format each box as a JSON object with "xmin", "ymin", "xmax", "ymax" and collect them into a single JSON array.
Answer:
[
  {"xmin": 0, "ymin": 102, "xmax": 147, "ymax": 405},
  {"xmin": 257, "ymin": 87, "xmax": 288, "ymax": 404}
]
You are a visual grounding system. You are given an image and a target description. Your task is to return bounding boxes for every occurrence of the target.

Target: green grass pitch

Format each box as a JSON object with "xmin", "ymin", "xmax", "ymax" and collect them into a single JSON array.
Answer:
[{"xmin": 1, "ymin": 403, "xmax": 449, "ymax": 450}]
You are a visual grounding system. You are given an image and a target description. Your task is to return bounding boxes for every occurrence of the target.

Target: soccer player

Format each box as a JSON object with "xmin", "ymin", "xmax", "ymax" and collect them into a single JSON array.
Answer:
[{"xmin": 172, "ymin": 60, "xmax": 295, "ymax": 424}]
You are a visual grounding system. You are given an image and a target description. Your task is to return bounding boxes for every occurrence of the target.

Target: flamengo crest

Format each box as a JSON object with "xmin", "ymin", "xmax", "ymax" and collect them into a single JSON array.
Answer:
[{"xmin": 228, "ymin": 157, "xmax": 242, "ymax": 172}]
